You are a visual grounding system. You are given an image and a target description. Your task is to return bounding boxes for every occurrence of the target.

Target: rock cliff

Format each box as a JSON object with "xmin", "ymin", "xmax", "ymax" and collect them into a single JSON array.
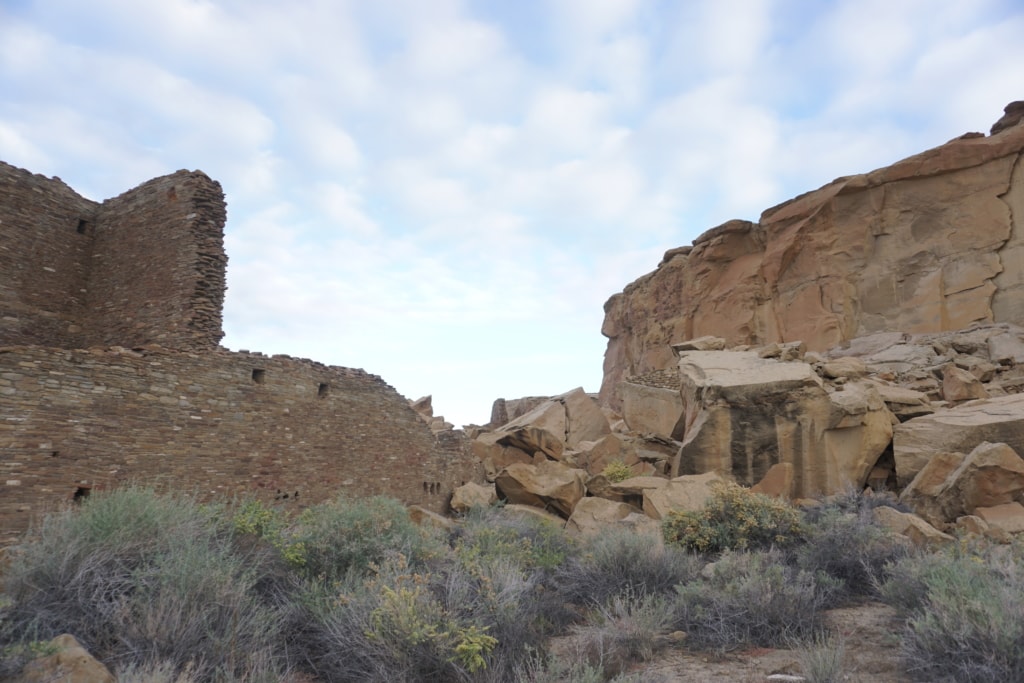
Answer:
[{"xmin": 600, "ymin": 102, "xmax": 1024, "ymax": 411}]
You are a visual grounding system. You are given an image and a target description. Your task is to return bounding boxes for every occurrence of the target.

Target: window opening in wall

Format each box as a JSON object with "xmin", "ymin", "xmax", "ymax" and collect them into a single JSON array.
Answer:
[
  {"xmin": 50, "ymin": 451, "xmax": 59, "ymax": 457},
  {"xmin": 251, "ymin": 369, "xmax": 265, "ymax": 384},
  {"xmin": 318, "ymin": 382, "xmax": 329, "ymax": 398},
  {"xmin": 76, "ymin": 219, "xmax": 91, "ymax": 235},
  {"xmin": 73, "ymin": 486, "xmax": 91, "ymax": 503}
]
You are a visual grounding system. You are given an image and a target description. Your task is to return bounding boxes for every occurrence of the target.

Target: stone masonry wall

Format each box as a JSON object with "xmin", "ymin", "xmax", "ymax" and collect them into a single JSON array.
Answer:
[
  {"xmin": 0, "ymin": 163, "xmax": 99, "ymax": 348},
  {"xmin": 0, "ymin": 345, "xmax": 481, "ymax": 545},
  {"xmin": 87, "ymin": 171, "xmax": 227, "ymax": 350},
  {"xmin": 0, "ymin": 161, "xmax": 226, "ymax": 351}
]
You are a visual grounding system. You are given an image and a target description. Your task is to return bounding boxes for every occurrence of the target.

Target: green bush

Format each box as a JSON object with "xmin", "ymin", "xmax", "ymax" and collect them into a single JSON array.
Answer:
[
  {"xmin": 662, "ymin": 481, "xmax": 804, "ymax": 553},
  {"xmin": 0, "ymin": 487, "xmax": 291, "ymax": 681},
  {"xmin": 292, "ymin": 495, "xmax": 441, "ymax": 583},
  {"xmin": 453, "ymin": 505, "xmax": 572, "ymax": 572},
  {"xmin": 796, "ymin": 631, "xmax": 847, "ymax": 683},
  {"xmin": 794, "ymin": 506, "xmax": 908, "ymax": 602},
  {"xmin": 881, "ymin": 541, "xmax": 1024, "ymax": 681},
  {"xmin": 672, "ymin": 549, "xmax": 838, "ymax": 650},
  {"xmin": 567, "ymin": 590, "xmax": 674, "ymax": 677},
  {"xmin": 601, "ymin": 460, "xmax": 634, "ymax": 483},
  {"xmin": 556, "ymin": 528, "xmax": 703, "ymax": 607}
]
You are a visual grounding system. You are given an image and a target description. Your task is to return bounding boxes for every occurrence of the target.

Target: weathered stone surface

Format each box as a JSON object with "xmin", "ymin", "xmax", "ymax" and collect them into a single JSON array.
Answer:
[
  {"xmin": 820, "ymin": 356, "xmax": 867, "ymax": 380},
  {"xmin": 565, "ymin": 496, "xmax": 639, "ymax": 535},
  {"xmin": 894, "ymin": 394, "xmax": 1024, "ymax": 485},
  {"xmin": 500, "ymin": 503, "xmax": 567, "ymax": 526},
  {"xmin": 450, "ymin": 482, "xmax": 498, "ymax": 512},
  {"xmin": 16, "ymin": 634, "xmax": 115, "ymax": 683},
  {"xmin": 942, "ymin": 364, "xmax": 989, "ymax": 402},
  {"xmin": 620, "ymin": 381, "xmax": 684, "ymax": 439},
  {"xmin": 560, "ymin": 387, "xmax": 612, "ymax": 447},
  {"xmin": 866, "ymin": 380, "xmax": 934, "ymax": 420},
  {"xmin": 496, "ymin": 425, "xmax": 565, "ymax": 460},
  {"xmin": 671, "ymin": 351, "xmax": 893, "ymax": 497},
  {"xmin": 872, "ymin": 506, "xmax": 954, "ymax": 547},
  {"xmin": 471, "ymin": 435, "xmax": 534, "ymax": 481},
  {"xmin": 494, "ymin": 460, "xmax": 587, "ymax": 518},
  {"xmin": 599, "ymin": 110, "xmax": 1024, "ymax": 411},
  {"xmin": 975, "ymin": 502, "xmax": 1024, "ymax": 534},
  {"xmin": 899, "ymin": 451, "xmax": 967, "ymax": 526},
  {"xmin": 575, "ymin": 433, "xmax": 640, "ymax": 476},
  {"xmin": 643, "ymin": 471, "xmax": 726, "ymax": 520},
  {"xmin": 750, "ymin": 462, "xmax": 795, "ymax": 499}
]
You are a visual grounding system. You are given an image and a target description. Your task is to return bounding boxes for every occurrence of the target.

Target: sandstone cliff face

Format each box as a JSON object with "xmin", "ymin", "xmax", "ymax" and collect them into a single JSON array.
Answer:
[{"xmin": 601, "ymin": 105, "xmax": 1024, "ymax": 410}]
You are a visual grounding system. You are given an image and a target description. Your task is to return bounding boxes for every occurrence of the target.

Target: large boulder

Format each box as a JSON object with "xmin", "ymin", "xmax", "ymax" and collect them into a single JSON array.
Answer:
[
  {"xmin": 643, "ymin": 471, "xmax": 727, "ymax": 520},
  {"xmin": 670, "ymin": 351, "xmax": 893, "ymax": 498},
  {"xmin": 620, "ymin": 375, "xmax": 685, "ymax": 438},
  {"xmin": 494, "ymin": 460, "xmax": 588, "ymax": 518},
  {"xmin": 450, "ymin": 482, "xmax": 498, "ymax": 513},
  {"xmin": 494, "ymin": 387, "xmax": 610, "ymax": 453},
  {"xmin": 565, "ymin": 497, "xmax": 639, "ymax": 535},
  {"xmin": 894, "ymin": 393, "xmax": 1024, "ymax": 485},
  {"xmin": 599, "ymin": 105, "xmax": 1024, "ymax": 411}
]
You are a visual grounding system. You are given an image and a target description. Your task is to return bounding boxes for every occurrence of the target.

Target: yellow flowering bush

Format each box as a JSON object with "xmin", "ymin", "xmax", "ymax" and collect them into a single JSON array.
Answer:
[{"xmin": 662, "ymin": 481, "xmax": 804, "ymax": 553}]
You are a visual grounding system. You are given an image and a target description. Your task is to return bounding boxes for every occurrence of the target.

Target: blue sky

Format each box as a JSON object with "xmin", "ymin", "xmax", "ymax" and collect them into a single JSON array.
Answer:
[{"xmin": 2, "ymin": 0, "xmax": 1023, "ymax": 426}]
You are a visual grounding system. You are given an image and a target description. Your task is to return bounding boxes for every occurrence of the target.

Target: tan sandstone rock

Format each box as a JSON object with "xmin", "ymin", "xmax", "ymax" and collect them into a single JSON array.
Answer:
[
  {"xmin": 450, "ymin": 482, "xmax": 498, "ymax": 513},
  {"xmin": 494, "ymin": 460, "xmax": 587, "ymax": 518},
  {"xmin": 750, "ymin": 462, "xmax": 795, "ymax": 499},
  {"xmin": 565, "ymin": 497, "xmax": 639, "ymax": 535},
  {"xmin": 872, "ymin": 506, "xmax": 954, "ymax": 548},
  {"xmin": 599, "ymin": 108, "xmax": 1024, "ymax": 411},
  {"xmin": 941, "ymin": 364, "xmax": 990, "ymax": 402},
  {"xmin": 670, "ymin": 351, "xmax": 893, "ymax": 498},
  {"xmin": 16, "ymin": 634, "xmax": 115, "ymax": 683},
  {"xmin": 894, "ymin": 394, "xmax": 1024, "ymax": 485},
  {"xmin": 643, "ymin": 471, "xmax": 727, "ymax": 520},
  {"xmin": 975, "ymin": 502, "xmax": 1024, "ymax": 534}
]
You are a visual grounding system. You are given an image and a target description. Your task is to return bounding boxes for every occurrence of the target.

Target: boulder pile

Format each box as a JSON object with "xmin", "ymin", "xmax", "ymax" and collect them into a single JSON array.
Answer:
[{"xmin": 457, "ymin": 322, "xmax": 1024, "ymax": 545}]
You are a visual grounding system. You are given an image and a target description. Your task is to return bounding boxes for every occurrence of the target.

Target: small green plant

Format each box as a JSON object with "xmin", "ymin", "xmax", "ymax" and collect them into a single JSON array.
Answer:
[
  {"xmin": 796, "ymin": 631, "xmax": 846, "ymax": 683},
  {"xmin": 232, "ymin": 498, "xmax": 307, "ymax": 568},
  {"xmin": 601, "ymin": 460, "xmax": 634, "ymax": 483},
  {"xmin": 662, "ymin": 481, "xmax": 804, "ymax": 553}
]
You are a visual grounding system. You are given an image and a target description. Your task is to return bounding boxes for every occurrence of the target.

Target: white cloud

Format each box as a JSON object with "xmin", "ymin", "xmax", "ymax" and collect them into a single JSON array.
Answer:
[{"xmin": 4, "ymin": 0, "xmax": 1024, "ymax": 424}]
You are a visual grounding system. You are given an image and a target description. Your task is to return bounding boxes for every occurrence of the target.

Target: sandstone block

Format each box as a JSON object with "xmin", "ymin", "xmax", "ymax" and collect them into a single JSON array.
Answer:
[
  {"xmin": 872, "ymin": 506, "xmax": 954, "ymax": 548},
  {"xmin": 494, "ymin": 460, "xmax": 587, "ymax": 518},
  {"xmin": 565, "ymin": 497, "xmax": 638, "ymax": 535},
  {"xmin": 17, "ymin": 634, "xmax": 115, "ymax": 683},
  {"xmin": 643, "ymin": 471, "xmax": 726, "ymax": 520},
  {"xmin": 894, "ymin": 394, "xmax": 1024, "ymax": 485},
  {"xmin": 450, "ymin": 482, "xmax": 498, "ymax": 513},
  {"xmin": 750, "ymin": 462, "xmax": 795, "ymax": 499},
  {"xmin": 975, "ymin": 502, "xmax": 1024, "ymax": 534},
  {"xmin": 941, "ymin": 364, "xmax": 989, "ymax": 402}
]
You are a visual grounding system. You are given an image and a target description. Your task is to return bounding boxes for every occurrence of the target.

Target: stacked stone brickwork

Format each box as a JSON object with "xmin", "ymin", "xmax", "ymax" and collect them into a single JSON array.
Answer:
[
  {"xmin": 0, "ymin": 162, "xmax": 226, "ymax": 351},
  {"xmin": 0, "ymin": 162, "xmax": 480, "ymax": 545}
]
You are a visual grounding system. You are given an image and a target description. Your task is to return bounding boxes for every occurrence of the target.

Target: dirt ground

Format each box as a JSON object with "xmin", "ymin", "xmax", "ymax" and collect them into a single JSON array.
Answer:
[{"xmin": 596, "ymin": 602, "xmax": 909, "ymax": 682}]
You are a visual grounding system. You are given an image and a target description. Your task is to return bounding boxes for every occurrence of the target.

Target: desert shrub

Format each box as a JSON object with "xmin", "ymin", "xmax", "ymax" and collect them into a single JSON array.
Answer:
[
  {"xmin": 794, "ymin": 505, "xmax": 908, "ymax": 602},
  {"xmin": 567, "ymin": 590, "xmax": 674, "ymax": 677},
  {"xmin": 672, "ymin": 549, "xmax": 838, "ymax": 650},
  {"xmin": 291, "ymin": 495, "xmax": 441, "ymax": 583},
  {"xmin": 881, "ymin": 541, "xmax": 1024, "ymax": 681},
  {"xmin": 439, "ymin": 555, "xmax": 568, "ymax": 678},
  {"xmin": 556, "ymin": 529, "xmax": 703, "ymax": 607},
  {"xmin": 232, "ymin": 498, "xmax": 308, "ymax": 569},
  {"xmin": 0, "ymin": 487, "xmax": 291, "ymax": 681},
  {"xmin": 600, "ymin": 460, "xmax": 634, "ymax": 483},
  {"xmin": 452, "ymin": 505, "xmax": 572, "ymax": 572},
  {"xmin": 796, "ymin": 631, "xmax": 847, "ymax": 683},
  {"xmin": 662, "ymin": 482, "xmax": 804, "ymax": 553},
  {"xmin": 298, "ymin": 554, "xmax": 509, "ymax": 682}
]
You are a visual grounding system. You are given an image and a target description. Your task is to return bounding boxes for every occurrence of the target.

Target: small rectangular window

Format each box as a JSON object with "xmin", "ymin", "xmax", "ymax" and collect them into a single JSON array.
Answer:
[
  {"xmin": 76, "ymin": 219, "xmax": 91, "ymax": 235},
  {"xmin": 251, "ymin": 369, "xmax": 265, "ymax": 384},
  {"xmin": 318, "ymin": 382, "xmax": 329, "ymax": 398}
]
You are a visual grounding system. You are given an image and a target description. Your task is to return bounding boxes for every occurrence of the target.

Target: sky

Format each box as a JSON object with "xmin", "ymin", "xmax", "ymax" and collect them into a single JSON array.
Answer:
[{"xmin": 2, "ymin": 0, "xmax": 1023, "ymax": 427}]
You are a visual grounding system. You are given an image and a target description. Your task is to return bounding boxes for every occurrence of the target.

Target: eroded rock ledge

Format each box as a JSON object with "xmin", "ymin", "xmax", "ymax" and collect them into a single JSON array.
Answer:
[{"xmin": 600, "ymin": 102, "xmax": 1024, "ymax": 411}]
